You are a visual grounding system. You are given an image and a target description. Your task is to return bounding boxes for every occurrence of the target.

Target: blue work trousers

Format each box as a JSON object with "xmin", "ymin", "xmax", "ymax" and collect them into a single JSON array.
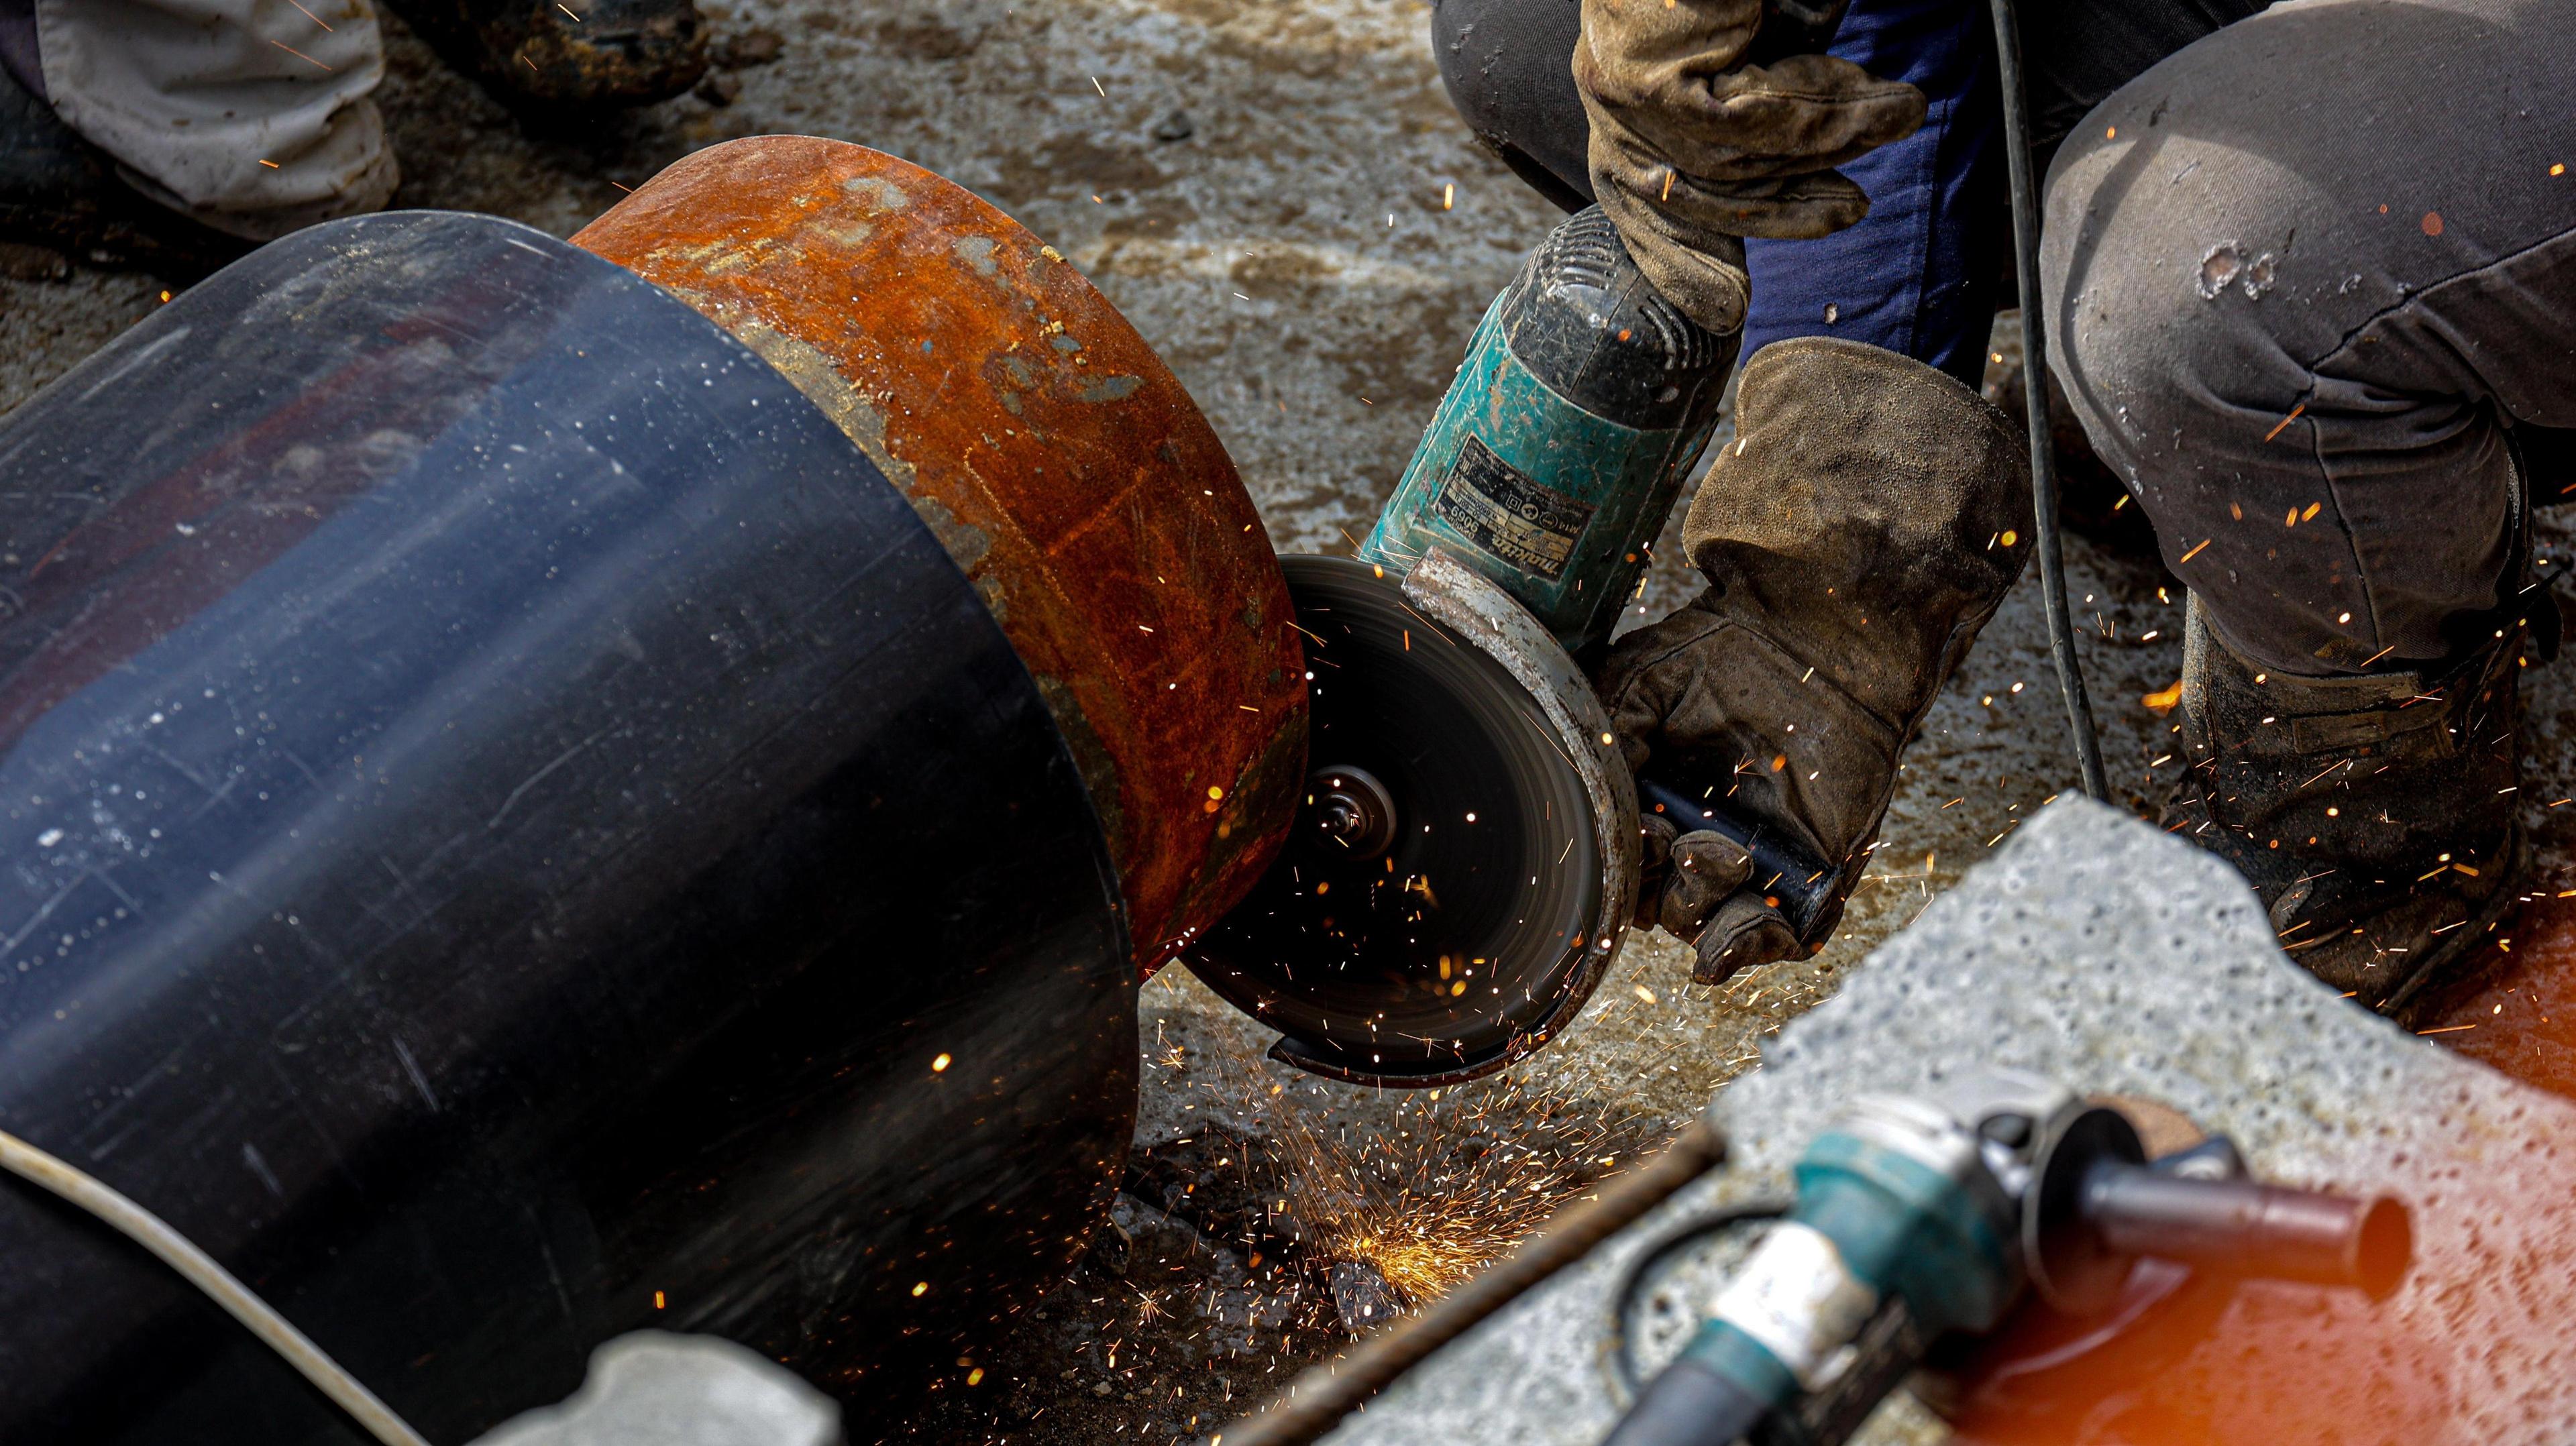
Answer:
[{"xmin": 1430, "ymin": 0, "xmax": 2004, "ymax": 388}]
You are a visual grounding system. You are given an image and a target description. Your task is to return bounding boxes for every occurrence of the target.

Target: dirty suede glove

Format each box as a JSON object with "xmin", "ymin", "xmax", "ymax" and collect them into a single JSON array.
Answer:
[
  {"xmin": 1631, "ymin": 812, "xmax": 1799, "ymax": 975},
  {"xmin": 1599, "ymin": 337, "xmax": 2031, "ymax": 983},
  {"xmin": 1572, "ymin": 0, "xmax": 1927, "ymax": 334}
]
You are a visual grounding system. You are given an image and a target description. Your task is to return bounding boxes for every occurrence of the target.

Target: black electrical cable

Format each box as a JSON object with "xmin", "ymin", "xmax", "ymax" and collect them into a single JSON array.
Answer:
[
  {"xmin": 1601, "ymin": 1199, "xmax": 1794, "ymax": 1403},
  {"xmin": 1988, "ymin": 0, "xmax": 2110, "ymax": 801},
  {"xmin": 0, "ymin": 1128, "xmax": 429, "ymax": 1446}
]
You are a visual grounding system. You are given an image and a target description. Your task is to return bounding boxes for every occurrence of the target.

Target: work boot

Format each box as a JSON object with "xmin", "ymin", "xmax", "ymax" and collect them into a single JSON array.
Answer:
[
  {"xmin": 1599, "ymin": 337, "xmax": 2033, "ymax": 982},
  {"xmin": 385, "ymin": 0, "xmax": 706, "ymax": 109},
  {"xmin": 0, "ymin": 59, "xmax": 246, "ymax": 273},
  {"xmin": 2161, "ymin": 598, "xmax": 2525, "ymax": 1013}
]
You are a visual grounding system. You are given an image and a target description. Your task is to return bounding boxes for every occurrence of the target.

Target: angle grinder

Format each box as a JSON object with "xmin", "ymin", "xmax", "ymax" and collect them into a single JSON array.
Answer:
[
  {"xmin": 1601, "ymin": 1069, "xmax": 2411, "ymax": 1446},
  {"xmin": 1185, "ymin": 0, "xmax": 1869, "ymax": 1088},
  {"xmin": 1185, "ymin": 187, "xmax": 1837, "ymax": 1087}
]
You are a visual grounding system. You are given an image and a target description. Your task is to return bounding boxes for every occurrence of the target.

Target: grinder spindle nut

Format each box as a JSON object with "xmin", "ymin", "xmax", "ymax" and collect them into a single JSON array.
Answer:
[{"xmin": 1309, "ymin": 765, "xmax": 1399, "ymax": 859}]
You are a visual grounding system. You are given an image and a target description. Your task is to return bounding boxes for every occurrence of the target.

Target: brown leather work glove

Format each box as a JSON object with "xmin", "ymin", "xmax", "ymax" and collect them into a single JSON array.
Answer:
[
  {"xmin": 1572, "ymin": 0, "xmax": 1927, "ymax": 334},
  {"xmin": 1599, "ymin": 338, "xmax": 2031, "ymax": 983}
]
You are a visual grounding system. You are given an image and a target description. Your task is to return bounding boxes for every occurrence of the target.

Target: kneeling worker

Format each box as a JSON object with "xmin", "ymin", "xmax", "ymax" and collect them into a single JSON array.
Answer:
[{"xmin": 1434, "ymin": 0, "xmax": 2575, "ymax": 1010}]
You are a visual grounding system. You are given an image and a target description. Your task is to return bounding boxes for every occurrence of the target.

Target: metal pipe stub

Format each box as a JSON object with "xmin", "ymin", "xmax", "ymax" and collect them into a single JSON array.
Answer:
[{"xmin": 572, "ymin": 137, "xmax": 1309, "ymax": 978}]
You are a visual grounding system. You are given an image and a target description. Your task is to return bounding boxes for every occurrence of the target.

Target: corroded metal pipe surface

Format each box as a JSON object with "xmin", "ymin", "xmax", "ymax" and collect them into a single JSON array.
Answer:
[{"xmin": 572, "ymin": 137, "xmax": 1306, "ymax": 973}]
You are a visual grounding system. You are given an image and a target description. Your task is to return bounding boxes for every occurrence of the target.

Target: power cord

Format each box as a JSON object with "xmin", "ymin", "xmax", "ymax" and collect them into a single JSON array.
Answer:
[
  {"xmin": 1988, "ymin": 0, "xmax": 2111, "ymax": 801},
  {"xmin": 0, "ymin": 1127, "xmax": 431, "ymax": 1446}
]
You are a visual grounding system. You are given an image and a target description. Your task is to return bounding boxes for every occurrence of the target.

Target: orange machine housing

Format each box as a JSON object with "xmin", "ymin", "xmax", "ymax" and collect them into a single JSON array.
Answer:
[{"xmin": 573, "ymin": 137, "xmax": 1305, "ymax": 972}]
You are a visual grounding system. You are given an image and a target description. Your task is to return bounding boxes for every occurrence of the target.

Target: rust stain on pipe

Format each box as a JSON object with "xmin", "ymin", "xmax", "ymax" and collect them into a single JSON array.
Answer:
[{"xmin": 572, "ymin": 137, "xmax": 1305, "ymax": 972}]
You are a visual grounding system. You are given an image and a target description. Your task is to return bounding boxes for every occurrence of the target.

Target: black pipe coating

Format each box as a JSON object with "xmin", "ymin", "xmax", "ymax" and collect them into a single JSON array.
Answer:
[{"xmin": 0, "ymin": 213, "xmax": 1135, "ymax": 1443}]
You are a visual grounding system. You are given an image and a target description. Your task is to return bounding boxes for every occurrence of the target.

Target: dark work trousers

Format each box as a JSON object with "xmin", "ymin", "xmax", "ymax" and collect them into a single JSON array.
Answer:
[
  {"xmin": 1422, "ymin": 0, "xmax": 2576, "ymax": 683},
  {"xmin": 1429, "ymin": 0, "xmax": 2257, "ymax": 386},
  {"xmin": 1432, "ymin": 0, "xmax": 2008, "ymax": 388},
  {"xmin": 2043, "ymin": 0, "xmax": 2576, "ymax": 676}
]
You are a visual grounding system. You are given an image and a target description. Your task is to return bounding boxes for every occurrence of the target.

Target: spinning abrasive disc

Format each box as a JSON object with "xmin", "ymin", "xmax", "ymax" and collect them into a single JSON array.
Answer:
[{"xmin": 1184, "ymin": 553, "xmax": 1628, "ymax": 1086}]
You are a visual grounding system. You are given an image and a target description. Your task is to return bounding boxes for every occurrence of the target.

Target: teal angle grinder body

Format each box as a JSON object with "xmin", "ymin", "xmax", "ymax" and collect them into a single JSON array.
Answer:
[
  {"xmin": 1358, "ymin": 208, "xmax": 1854, "ymax": 941},
  {"xmin": 1360, "ymin": 206, "xmax": 1731, "ymax": 661},
  {"xmin": 1358, "ymin": 0, "xmax": 1862, "ymax": 656},
  {"xmin": 1186, "ymin": 208, "xmax": 1829, "ymax": 1087}
]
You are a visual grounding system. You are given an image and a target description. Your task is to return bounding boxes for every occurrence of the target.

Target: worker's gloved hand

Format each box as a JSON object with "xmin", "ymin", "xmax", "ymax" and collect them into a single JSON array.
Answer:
[
  {"xmin": 1600, "ymin": 338, "xmax": 2031, "ymax": 983},
  {"xmin": 1631, "ymin": 812, "xmax": 1803, "ymax": 978},
  {"xmin": 1572, "ymin": 0, "xmax": 1927, "ymax": 335},
  {"xmin": 1631, "ymin": 814, "xmax": 1799, "ymax": 964}
]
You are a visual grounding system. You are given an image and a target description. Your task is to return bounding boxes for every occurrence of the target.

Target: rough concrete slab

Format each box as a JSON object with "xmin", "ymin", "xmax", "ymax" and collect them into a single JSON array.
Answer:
[{"xmin": 1324, "ymin": 798, "xmax": 2576, "ymax": 1446}]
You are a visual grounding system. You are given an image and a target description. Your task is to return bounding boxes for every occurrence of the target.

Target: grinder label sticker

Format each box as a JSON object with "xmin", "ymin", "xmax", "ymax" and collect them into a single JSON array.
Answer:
[{"xmin": 1433, "ymin": 434, "xmax": 1595, "ymax": 580}]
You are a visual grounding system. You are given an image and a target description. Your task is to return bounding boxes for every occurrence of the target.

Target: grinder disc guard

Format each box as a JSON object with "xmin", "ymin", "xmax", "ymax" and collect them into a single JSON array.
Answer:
[{"xmin": 1185, "ymin": 555, "xmax": 1608, "ymax": 1085}]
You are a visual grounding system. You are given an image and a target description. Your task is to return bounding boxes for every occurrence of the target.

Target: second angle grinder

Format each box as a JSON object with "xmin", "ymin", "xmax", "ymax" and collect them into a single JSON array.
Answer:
[{"xmin": 1185, "ymin": 202, "xmax": 1842, "ymax": 1087}]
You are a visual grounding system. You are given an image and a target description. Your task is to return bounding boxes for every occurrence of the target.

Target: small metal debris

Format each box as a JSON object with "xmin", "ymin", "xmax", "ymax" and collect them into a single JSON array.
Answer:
[{"xmin": 1330, "ymin": 1259, "xmax": 1405, "ymax": 1335}]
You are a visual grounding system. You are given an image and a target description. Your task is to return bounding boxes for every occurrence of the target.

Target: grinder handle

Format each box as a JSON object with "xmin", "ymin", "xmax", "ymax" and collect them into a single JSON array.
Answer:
[
  {"xmin": 1636, "ymin": 778, "xmax": 1842, "ymax": 945},
  {"xmin": 2080, "ymin": 1163, "xmax": 2414, "ymax": 1300}
]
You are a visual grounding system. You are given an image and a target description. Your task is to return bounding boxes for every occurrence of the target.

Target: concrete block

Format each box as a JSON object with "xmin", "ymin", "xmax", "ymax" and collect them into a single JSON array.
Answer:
[{"xmin": 470, "ymin": 1332, "xmax": 841, "ymax": 1446}]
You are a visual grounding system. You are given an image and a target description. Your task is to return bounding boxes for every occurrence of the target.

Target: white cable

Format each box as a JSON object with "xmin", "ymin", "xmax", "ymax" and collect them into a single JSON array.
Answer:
[{"xmin": 0, "ymin": 1126, "xmax": 432, "ymax": 1446}]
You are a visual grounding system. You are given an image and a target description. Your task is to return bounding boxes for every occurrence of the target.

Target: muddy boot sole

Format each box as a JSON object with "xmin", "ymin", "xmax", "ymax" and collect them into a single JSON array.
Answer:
[
  {"xmin": 2383, "ymin": 825, "xmax": 2529, "ymax": 1025},
  {"xmin": 0, "ymin": 64, "xmax": 246, "ymax": 274},
  {"xmin": 383, "ymin": 0, "xmax": 707, "ymax": 110}
]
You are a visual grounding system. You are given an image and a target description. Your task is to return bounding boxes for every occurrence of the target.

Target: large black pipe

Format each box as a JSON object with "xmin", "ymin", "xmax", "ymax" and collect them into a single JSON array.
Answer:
[{"xmin": 0, "ymin": 213, "xmax": 1135, "ymax": 1443}]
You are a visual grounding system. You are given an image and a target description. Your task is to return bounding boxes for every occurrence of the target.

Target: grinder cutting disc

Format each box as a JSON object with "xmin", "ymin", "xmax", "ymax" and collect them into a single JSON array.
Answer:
[{"xmin": 1184, "ymin": 553, "xmax": 1627, "ymax": 1086}]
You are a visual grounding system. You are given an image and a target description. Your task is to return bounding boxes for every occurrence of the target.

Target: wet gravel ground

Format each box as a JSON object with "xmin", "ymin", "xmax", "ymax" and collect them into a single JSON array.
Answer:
[{"xmin": 7, "ymin": 3, "xmax": 2576, "ymax": 1444}]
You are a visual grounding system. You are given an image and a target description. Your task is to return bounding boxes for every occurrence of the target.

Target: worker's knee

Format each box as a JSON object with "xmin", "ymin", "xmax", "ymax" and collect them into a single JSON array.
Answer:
[
  {"xmin": 2035, "ymin": 124, "xmax": 2238, "ymax": 533},
  {"xmin": 2041, "ymin": 132, "xmax": 2387, "ymax": 672},
  {"xmin": 2034, "ymin": 44, "xmax": 2359, "ymax": 555},
  {"xmin": 2034, "ymin": 0, "xmax": 2574, "ymax": 669},
  {"xmin": 2035, "ymin": 17, "xmax": 2559, "ymax": 674},
  {"xmin": 2034, "ymin": 87, "xmax": 2379, "ymax": 671},
  {"xmin": 1430, "ymin": 0, "xmax": 1594, "ymax": 211}
]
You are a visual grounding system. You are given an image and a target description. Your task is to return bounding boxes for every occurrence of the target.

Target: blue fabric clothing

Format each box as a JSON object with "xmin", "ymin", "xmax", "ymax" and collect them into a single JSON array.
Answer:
[
  {"xmin": 1739, "ymin": 0, "xmax": 2002, "ymax": 388},
  {"xmin": 1430, "ymin": 0, "xmax": 2249, "ymax": 385}
]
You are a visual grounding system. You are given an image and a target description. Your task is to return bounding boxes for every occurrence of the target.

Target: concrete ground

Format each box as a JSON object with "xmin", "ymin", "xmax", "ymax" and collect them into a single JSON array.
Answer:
[{"xmin": 6, "ymin": 3, "xmax": 2574, "ymax": 1444}]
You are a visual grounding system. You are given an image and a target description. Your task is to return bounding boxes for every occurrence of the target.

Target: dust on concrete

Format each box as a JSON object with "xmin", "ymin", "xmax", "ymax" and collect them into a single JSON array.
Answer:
[{"xmin": 6, "ymin": 1, "xmax": 2575, "ymax": 1443}]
